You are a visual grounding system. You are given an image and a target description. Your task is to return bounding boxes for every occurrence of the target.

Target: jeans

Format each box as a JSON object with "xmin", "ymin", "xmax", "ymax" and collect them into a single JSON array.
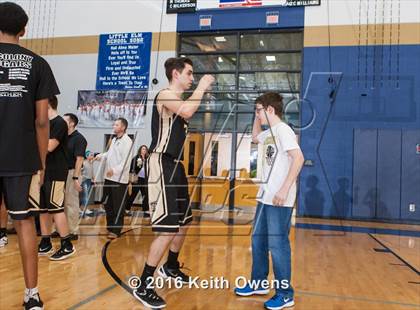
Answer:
[
  {"xmin": 80, "ymin": 179, "xmax": 92, "ymax": 208},
  {"xmin": 251, "ymin": 202, "xmax": 294, "ymax": 299}
]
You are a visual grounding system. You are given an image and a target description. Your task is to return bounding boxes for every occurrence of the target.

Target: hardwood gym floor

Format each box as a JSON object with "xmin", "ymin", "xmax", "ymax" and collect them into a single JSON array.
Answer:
[{"xmin": 0, "ymin": 210, "xmax": 419, "ymax": 309}]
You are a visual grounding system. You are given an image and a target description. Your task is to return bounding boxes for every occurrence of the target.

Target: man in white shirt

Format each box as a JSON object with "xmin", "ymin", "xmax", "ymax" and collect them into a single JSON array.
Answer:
[
  {"xmin": 234, "ymin": 92, "xmax": 304, "ymax": 310},
  {"xmin": 95, "ymin": 118, "xmax": 133, "ymax": 238}
]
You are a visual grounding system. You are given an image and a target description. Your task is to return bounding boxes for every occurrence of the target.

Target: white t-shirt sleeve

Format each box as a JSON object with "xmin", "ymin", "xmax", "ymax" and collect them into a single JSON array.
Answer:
[{"xmin": 277, "ymin": 124, "xmax": 300, "ymax": 151}]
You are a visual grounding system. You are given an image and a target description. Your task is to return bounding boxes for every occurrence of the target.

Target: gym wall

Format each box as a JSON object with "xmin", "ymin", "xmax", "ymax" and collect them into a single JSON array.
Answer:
[
  {"xmin": 8, "ymin": 0, "xmax": 420, "ymax": 222},
  {"xmin": 12, "ymin": 0, "xmax": 179, "ymax": 153}
]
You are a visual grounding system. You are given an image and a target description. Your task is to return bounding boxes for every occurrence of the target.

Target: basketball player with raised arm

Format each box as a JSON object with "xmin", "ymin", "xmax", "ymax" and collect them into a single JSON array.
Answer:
[{"xmin": 133, "ymin": 57, "xmax": 214, "ymax": 308}]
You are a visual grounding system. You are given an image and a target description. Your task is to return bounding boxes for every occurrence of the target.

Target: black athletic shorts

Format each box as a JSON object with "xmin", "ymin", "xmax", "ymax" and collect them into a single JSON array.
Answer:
[
  {"xmin": 35, "ymin": 180, "xmax": 66, "ymax": 214},
  {"xmin": 0, "ymin": 174, "xmax": 40, "ymax": 220},
  {"xmin": 147, "ymin": 153, "xmax": 192, "ymax": 233}
]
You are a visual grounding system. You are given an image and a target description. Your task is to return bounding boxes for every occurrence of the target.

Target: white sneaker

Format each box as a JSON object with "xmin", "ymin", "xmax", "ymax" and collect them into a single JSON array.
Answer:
[{"xmin": 0, "ymin": 235, "xmax": 8, "ymax": 247}]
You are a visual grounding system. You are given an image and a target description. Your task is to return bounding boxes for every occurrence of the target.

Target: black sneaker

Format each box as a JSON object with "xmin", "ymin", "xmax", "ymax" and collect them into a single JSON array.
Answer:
[
  {"xmin": 38, "ymin": 242, "xmax": 53, "ymax": 256},
  {"xmin": 22, "ymin": 293, "xmax": 44, "ymax": 310},
  {"xmin": 157, "ymin": 262, "xmax": 190, "ymax": 283},
  {"xmin": 69, "ymin": 233, "xmax": 78, "ymax": 241},
  {"xmin": 133, "ymin": 286, "xmax": 166, "ymax": 309},
  {"xmin": 49, "ymin": 245, "xmax": 76, "ymax": 261}
]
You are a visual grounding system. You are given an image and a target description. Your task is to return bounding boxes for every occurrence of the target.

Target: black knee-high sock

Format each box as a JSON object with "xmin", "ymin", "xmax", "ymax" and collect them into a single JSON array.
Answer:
[
  {"xmin": 140, "ymin": 263, "xmax": 156, "ymax": 287},
  {"xmin": 166, "ymin": 250, "xmax": 179, "ymax": 269}
]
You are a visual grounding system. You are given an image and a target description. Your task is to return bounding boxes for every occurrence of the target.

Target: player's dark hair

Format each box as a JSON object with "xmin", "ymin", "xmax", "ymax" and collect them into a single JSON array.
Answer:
[
  {"xmin": 255, "ymin": 92, "xmax": 283, "ymax": 118},
  {"xmin": 48, "ymin": 95, "xmax": 58, "ymax": 110},
  {"xmin": 0, "ymin": 2, "xmax": 28, "ymax": 36},
  {"xmin": 164, "ymin": 57, "xmax": 193, "ymax": 82},
  {"xmin": 64, "ymin": 113, "xmax": 79, "ymax": 127}
]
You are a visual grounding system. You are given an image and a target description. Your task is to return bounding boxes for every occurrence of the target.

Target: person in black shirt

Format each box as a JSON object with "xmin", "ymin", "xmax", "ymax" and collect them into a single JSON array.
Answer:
[
  {"xmin": 133, "ymin": 58, "xmax": 214, "ymax": 308},
  {"xmin": 63, "ymin": 113, "xmax": 87, "ymax": 238},
  {"xmin": 37, "ymin": 96, "xmax": 75, "ymax": 260},
  {"xmin": 0, "ymin": 3, "xmax": 59, "ymax": 309},
  {"xmin": 125, "ymin": 145, "xmax": 149, "ymax": 216}
]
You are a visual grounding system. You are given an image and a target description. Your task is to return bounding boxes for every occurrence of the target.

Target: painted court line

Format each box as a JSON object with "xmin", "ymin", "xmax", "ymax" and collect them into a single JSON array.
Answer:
[
  {"xmin": 67, "ymin": 284, "xmax": 118, "ymax": 310},
  {"xmin": 297, "ymin": 290, "xmax": 420, "ymax": 308},
  {"xmin": 295, "ymin": 223, "xmax": 420, "ymax": 238}
]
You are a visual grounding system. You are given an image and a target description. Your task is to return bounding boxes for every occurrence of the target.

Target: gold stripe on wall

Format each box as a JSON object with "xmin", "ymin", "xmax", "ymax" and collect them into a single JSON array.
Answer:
[
  {"xmin": 19, "ymin": 23, "xmax": 419, "ymax": 55},
  {"xmin": 152, "ymin": 32, "xmax": 177, "ymax": 52},
  {"xmin": 304, "ymin": 23, "xmax": 420, "ymax": 47},
  {"xmin": 20, "ymin": 32, "xmax": 177, "ymax": 56}
]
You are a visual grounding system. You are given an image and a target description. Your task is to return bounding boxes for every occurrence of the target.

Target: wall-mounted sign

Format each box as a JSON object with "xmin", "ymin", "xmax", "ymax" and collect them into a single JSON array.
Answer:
[
  {"xmin": 167, "ymin": 0, "xmax": 197, "ymax": 13},
  {"xmin": 285, "ymin": 0, "xmax": 320, "ymax": 6},
  {"xmin": 96, "ymin": 32, "xmax": 151, "ymax": 91},
  {"xmin": 199, "ymin": 15, "xmax": 212, "ymax": 28},
  {"xmin": 219, "ymin": 0, "xmax": 262, "ymax": 8},
  {"xmin": 266, "ymin": 11, "xmax": 279, "ymax": 25},
  {"xmin": 197, "ymin": 0, "xmax": 320, "ymax": 10}
]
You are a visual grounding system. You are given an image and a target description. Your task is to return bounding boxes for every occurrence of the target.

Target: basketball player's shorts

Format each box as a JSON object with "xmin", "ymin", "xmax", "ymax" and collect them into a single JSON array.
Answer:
[
  {"xmin": 147, "ymin": 153, "xmax": 192, "ymax": 233},
  {"xmin": 0, "ymin": 174, "xmax": 40, "ymax": 220},
  {"xmin": 34, "ymin": 180, "xmax": 66, "ymax": 214}
]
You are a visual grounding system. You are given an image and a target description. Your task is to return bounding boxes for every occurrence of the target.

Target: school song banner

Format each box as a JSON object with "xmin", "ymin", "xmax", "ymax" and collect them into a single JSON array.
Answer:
[{"xmin": 96, "ymin": 32, "xmax": 152, "ymax": 91}]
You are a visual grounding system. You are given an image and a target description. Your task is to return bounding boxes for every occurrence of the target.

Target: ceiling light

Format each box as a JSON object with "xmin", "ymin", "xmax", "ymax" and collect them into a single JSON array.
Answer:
[
  {"xmin": 215, "ymin": 36, "xmax": 226, "ymax": 42},
  {"xmin": 266, "ymin": 55, "xmax": 276, "ymax": 62},
  {"xmin": 218, "ymin": 56, "xmax": 224, "ymax": 63},
  {"xmin": 259, "ymin": 40, "xmax": 264, "ymax": 47}
]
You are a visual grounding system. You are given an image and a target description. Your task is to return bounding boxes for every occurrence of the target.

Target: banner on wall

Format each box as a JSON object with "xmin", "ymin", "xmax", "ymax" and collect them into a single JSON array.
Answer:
[
  {"xmin": 196, "ymin": 0, "xmax": 320, "ymax": 10},
  {"xmin": 77, "ymin": 90, "xmax": 147, "ymax": 128},
  {"xmin": 167, "ymin": 0, "xmax": 197, "ymax": 13},
  {"xmin": 96, "ymin": 32, "xmax": 152, "ymax": 91}
]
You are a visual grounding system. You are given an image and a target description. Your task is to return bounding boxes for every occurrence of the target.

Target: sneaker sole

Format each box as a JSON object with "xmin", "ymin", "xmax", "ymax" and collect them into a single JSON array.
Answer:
[
  {"xmin": 49, "ymin": 248, "xmax": 76, "ymax": 261},
  {"xmin": 235, "ymin": 289, "xmax": 270, "ymax": 296},
  {"xmin": 157, "ymin": 266, "xmax": 189, "ymax": 284},
  {"xmin": 265, "ymin": 300, "xmax": 295, "ymax": 310},
  {"xmin": 22, "ymin": 305, "xmax": 43, "ymax": 310},
  {"xmin": 132, "ymin": 290, "xmax": 166, "ymax": 309}
]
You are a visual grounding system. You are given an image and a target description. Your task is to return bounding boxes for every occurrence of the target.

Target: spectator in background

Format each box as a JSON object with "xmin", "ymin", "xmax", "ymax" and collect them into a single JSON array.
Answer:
[
  {"xmin": 95, "ymin": 118, "xmax": 133, "ymax": 239},
  {"xmin": 125, "ymin": 145, "xmax": 149, "ymax": 217},
  {"xmin": 63, "ymin": 113, "xmax": 87, "ymax": 240},
  {"xmin": 80, "ymin": 151, "xmax": 95, "ymax": 217}
]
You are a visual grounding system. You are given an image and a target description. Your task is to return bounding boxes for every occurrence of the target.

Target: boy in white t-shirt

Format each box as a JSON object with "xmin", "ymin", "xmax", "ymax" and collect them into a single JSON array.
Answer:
[{"xmin": 235, "ymin": 92, "xmax": 304, "ymax": 310}]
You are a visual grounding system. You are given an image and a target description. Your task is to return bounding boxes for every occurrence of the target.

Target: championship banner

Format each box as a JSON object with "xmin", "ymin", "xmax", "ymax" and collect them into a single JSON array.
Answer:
[
  {"xmin": 196, "ymin": 0, "xmax": 320, "ymax": 10},
  {"xmin": 167, "ymin": 0, "xmax": 197, "ymax": 13}
]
